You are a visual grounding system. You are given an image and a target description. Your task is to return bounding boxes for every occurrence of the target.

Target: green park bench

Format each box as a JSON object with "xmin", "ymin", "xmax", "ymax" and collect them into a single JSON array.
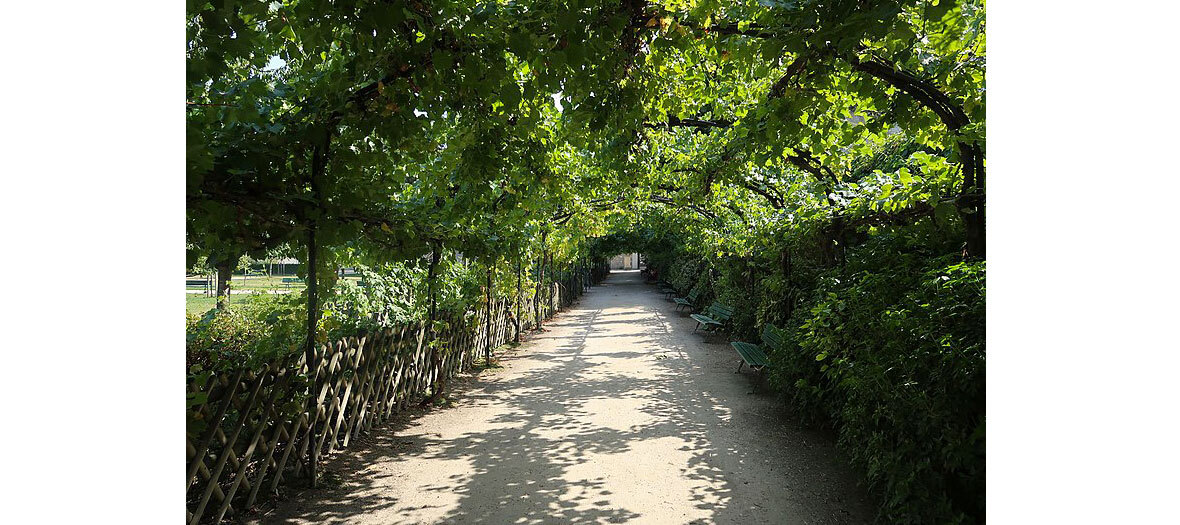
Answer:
[
  {"xmin": 658, "ymin": 280, "xmax": 677, "ymax": 299},
  {"xmin": 673, "ymin": 289, "xmax": 701, "ymax": 311},
  {"xmin": 690, "ymin": 301, "xmax": 734, "ymax": 333},
  {"xmin": 282, "ymin": 277, "xmax": 304, "ymax": 288},
  {"xmin": 186, "ymin": 279, "xmax": 209, "ymax": 288},
  {"xmin": 730, "ymin": 323, "xmax": 782, "ymax": 373}
]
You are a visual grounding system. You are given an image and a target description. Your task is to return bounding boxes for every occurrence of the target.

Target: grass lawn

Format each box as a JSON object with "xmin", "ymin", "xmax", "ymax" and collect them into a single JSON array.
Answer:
[
  {"xmin": 187, "ymin": 274, "xmax": 306, "ymax": 291},
  {"xmin": 186, "ymin": 293, "xmax": 285, "ymax": 316},
  {"xmin": 186, "ymin": 275, "xmax": 363, "ymax": 316},
  {"xmin": 187, "ymin": 295, "xmax": 218, "ymax": 316},
  {"xmin": 186, "ymin": 274, "xmax": 362, "ymax": 292}
]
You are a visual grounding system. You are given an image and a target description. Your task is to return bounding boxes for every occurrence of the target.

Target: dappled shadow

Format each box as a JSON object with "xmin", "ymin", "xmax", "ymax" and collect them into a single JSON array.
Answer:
[{"xmin": 253, "ymin": 271, "xmax": 871, "ymax": 524}]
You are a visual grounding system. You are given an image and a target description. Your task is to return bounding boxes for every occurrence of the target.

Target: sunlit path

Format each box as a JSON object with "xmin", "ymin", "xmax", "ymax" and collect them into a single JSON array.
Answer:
[{"xmin": 253, "ymin": 270, "xmax": 872, "ymax": 524}]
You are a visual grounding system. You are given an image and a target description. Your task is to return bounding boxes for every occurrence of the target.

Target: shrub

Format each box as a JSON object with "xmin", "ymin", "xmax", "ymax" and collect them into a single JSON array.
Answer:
[
  {"xmin": 685, "ymin": 231, "xmax": 985, "ymax": 523},
  {"xmin": 778, "ymin": 255, "xmax": 985, "ymax": 523},
  {"xmin": 185, "ymin": 293, "xmax": 305, "ymax": 371}
]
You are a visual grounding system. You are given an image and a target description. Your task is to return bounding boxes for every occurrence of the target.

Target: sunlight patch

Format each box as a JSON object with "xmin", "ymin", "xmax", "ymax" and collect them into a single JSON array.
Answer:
[{"xmin": 557, "ymin": 435, "xmax": 728, "ymax": 523}]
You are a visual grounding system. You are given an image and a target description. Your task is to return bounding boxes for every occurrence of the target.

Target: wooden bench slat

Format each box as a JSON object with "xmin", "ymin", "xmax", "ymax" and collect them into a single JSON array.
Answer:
[
  {"xmin": 690, "ymin": 301, "xmax": 734, "ymax": 333},
  {"xmin": 674, "ymin": 289, "xmax": 701, "ymax": 310},
  {"xmin": 761, "ymin": 324, "xmax": 784, "ymax": 349},
  {"xmin": 730, "ymin": 342, "xmax": 770, "ymax": 367},
  {"xmin": 729, "ymin": 323, "xmax": 781, "ymax": 373},
  {"xmin": 690, "ymin": 313, "xmax": 721, "ymax": 326}
]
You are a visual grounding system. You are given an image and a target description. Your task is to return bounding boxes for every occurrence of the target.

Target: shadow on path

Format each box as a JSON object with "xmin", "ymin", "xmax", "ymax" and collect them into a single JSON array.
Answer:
[{"xmin": 252, "ymin": 271, "xmax": 872, "ymax": 524}]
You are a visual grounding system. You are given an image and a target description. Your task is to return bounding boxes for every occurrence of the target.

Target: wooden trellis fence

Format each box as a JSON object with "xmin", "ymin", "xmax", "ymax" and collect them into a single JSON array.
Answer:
[{"xmin": 185, "ymin": 269, "xmax": 602, "ymax": 524}]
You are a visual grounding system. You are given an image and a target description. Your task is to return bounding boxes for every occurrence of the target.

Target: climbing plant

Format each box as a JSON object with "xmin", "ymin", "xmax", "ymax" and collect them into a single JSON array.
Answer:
[{"xmin": 188, "ymin": 0, "xmax": 984, "ymax": 519}]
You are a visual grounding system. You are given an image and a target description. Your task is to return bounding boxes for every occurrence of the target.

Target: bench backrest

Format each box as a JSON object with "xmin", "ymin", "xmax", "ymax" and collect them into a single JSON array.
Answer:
[
  {"xmin": 760, "ymin": 323, "xmax": 784, "ymax": 350},
  {"xmin": 708, "ymin": 302, "xmax": 735, "ymax": 321},
  {"xmin": 686, "ymin": 288, "xmax": 702, "ymax": 301}
]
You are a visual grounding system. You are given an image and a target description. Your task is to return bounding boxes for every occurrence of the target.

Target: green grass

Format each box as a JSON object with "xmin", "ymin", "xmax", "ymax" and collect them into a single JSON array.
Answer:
[
  {"xmin": 186, "ymin": 275, "xmax": 363, "ymax": 316},
  {"xmin": 187, "ymin": 295, "xmax": 218, "ymax": 316},
  {"xmin": 185, "ymin": 293, "xmax": 280, "ymax": 316},
  {"xmin": 186, "ymin": 274, "xmax": 362, "ymax": 292}
]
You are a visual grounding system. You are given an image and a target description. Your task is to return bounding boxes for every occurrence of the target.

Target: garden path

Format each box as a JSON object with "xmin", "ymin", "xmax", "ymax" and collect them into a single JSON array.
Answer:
[{"xmin": 252, "ymin": 270, "xmax": 872, "ymax": 524}]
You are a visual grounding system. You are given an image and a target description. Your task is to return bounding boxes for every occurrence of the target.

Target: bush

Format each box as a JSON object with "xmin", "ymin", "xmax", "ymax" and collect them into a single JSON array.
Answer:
[
  {"xmin": 323, "ymin": 264, "xmax": 423, "ymax": 333},
  {"xmin": 185, "ymin": 294, "xmax": 305, "ymax": 370},
  {"xmin": 777, "ymin": 254, "xmax": 985, "ymax": 523},
  {"xmin": 186, "ymin": 258, "xmax": 495, "ymax": 373},
  {"xmin": 671, "ymin": 231, "xmax": 984, "ymax": 523}
]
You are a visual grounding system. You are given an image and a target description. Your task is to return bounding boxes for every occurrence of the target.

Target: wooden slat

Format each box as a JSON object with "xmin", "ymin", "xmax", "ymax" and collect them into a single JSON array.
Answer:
[
  {"xmin": 339, "ymin": 335, "xmax": 373, "ymax": 448},
  {"xmin": 186, "ymin": 439, "xmax": 229, "ymax": 512},
  {"xmin": 311, "ymin": 343, "xmax": 346, "ymax": 457},
  {"xmin": 268, "ymin": 414, "xmax": 305, "ymax": 494},
  {"xmin": 188, "ymin": 370, "xmax": 267, "ymax": 525},
  {"xmin": 245, "ymin": 415, "xmax": 288, "ymax": 508},
  {"xmin": 347, "ymin": 333, "xmax": 381, "ymax": 442},
  {"xmin": 327, "ymin": 339, "xmax": 362, "ymax": 452},
  {"xmin": 186, "ymin": 368, "xmax": 246, "ymax": 490},
  {"xmin": 213, "ymin": 363, "xmax": 290, "ymax": 523},
  {"xmin": 295, "ymin": 346, "xmax": 332, "ymax": 478},
  {"xmin": 184, "ymin": 282, "xmax": 593, "ymax": 519}
]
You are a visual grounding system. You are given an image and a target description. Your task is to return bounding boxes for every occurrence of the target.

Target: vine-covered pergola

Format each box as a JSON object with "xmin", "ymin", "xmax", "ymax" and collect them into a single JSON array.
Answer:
[
  {"xmin": 188, "ymin": 0, "xmax": 984, "ymax": 272},
  {"xmin": 188, "ymin": 0, "xmax": 984, "ymax": 521}
]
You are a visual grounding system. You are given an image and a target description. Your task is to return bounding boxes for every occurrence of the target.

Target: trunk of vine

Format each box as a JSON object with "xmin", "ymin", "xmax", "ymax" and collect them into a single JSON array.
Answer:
[
  {"xmin": 215, "ymin": 261, "xmax": 232, "ymax": 310},
  {"xmin": 958, "ymin": 141, "xmax": 986, "ymax": 259},
  {"xmin": 780, "ymin": 247, "xmax": 793, "ymax": 320},
  {"xmin": 534, "ymin": 229, "xmax": 548, "ymax": 331},
  {"xmin": 303, "ymin": 225, "xmax": 319, "ymax": 488},
  {"xmin": 428, "ymin": 245, "xmax": 439, "ymax": 322},
  {"xmin": 837, "ymin": 220, "xmax": 847, "ymax": 267},
  {"xmin": 304, "ymin": 139, "xmax": 328, "ymax": 488},
  {"xmin": 532, "ymin": 262, "xmax": 540, "ymax": 331},
  {"xmin": 747, "ymin": 257, "xmax": 757, "ymax": 298},
  {"xmin": 514, "ymin": 260, "xmax": 522, "ymax": 343},
  {"xmin": 421, "ymin": 245, "xmax": 445, "ymax": 407},
  {"xmin": 543, "ymin": 251, "xmax": 551, "ymax": 320},
  {"xmin": 484, "ymin": 263, "xmax": 493, "ymax": 363},
  {"xmin": 533, "ymin": 257, "xmax": 544, "ymax": 331},
  {"xmin": 825, "ymin": 218, "xmax": 846, "ymax": 268}
]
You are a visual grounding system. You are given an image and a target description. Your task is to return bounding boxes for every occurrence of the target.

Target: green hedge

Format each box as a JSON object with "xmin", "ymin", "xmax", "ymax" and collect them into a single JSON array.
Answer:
[
  {"xmin": 658, "ymin": 235, "xmax": 984, "ymax": 523},
  {"xmin": 790, "ymin": 257, "xmax": 985, "ymax": 523}
]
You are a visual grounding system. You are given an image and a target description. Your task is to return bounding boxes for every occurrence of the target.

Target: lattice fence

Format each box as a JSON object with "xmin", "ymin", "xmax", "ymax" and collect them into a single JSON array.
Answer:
[{"xmin": 185, "ymin": 275, "xmax": 593, "ymax": 524}]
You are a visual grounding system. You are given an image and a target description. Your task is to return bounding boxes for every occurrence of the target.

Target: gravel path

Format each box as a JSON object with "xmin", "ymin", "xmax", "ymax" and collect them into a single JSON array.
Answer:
[{"xmin": 252, "ymin": 270, "xmax": 873, "ymax": 524}]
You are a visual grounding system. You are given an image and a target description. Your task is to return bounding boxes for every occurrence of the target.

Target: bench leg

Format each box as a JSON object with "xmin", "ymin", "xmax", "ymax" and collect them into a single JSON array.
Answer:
[
  {"xmin": 692, "ymin": 323, "xmax": 699, "ymax": 333},
  {"xmin": 736, "ymin": 361, "xmax": 744, "ymax": 373}
]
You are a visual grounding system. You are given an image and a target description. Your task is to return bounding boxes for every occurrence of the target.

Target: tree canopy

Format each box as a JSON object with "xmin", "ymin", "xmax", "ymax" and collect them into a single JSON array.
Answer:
[{"xmin": 187, "ymin": 0, "xmax": 985, "ymax": 272}]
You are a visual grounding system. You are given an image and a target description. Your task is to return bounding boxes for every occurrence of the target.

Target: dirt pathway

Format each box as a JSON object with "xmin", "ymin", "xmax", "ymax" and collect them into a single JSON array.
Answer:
[{"xmin": 253, "ymin": 270, "xmax": 872, "ymax": 524}]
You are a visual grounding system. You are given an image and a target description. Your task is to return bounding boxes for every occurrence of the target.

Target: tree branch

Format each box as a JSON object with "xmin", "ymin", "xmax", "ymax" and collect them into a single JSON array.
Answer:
[{"xmin": 643, "ymin": 115, "xmax": 734, "ymax": 132}]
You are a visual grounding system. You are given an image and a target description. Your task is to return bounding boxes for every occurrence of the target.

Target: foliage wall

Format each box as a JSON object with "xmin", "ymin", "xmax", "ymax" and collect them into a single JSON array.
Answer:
[{"xmin": 637, "ymin": 192, "xmax": 984, "ymax": 523}]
